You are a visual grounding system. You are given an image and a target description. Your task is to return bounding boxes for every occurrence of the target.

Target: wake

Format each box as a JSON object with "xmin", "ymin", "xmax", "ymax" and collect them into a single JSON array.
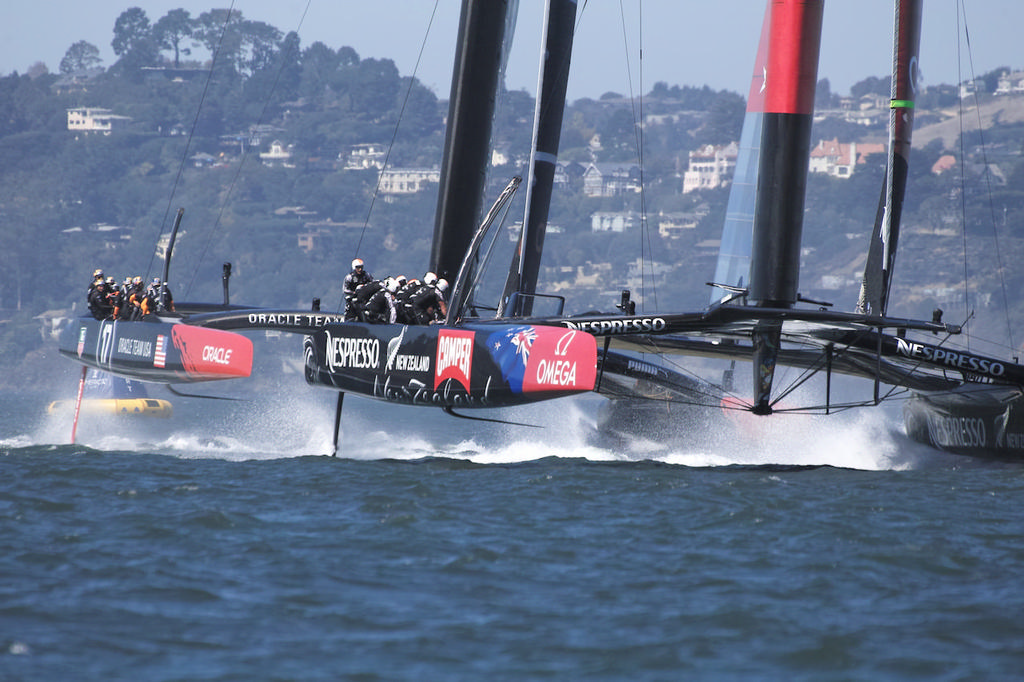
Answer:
[{"xmin": 24, "ymin": 390, "xmax": 943, "ymax": 470}]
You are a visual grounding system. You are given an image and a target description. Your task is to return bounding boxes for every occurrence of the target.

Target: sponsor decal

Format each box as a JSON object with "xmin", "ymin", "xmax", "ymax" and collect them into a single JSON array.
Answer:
[
  {"xmin": 202, "ymin": 345, "xmax": 233, "ymax": 365},
  {"xmin": 925, "ymin": 413, "xmax": 987, "ymax": 449},
  {"xmin": 154, "ymin": 335, "xmax": 167, "ymax": 368},
  {"xmin": 563, "ymin": 317, "xmax": 666, "ymax": 335},
  {"xmin": 118, "ymin": 336, "xmax": 154, "ymax": 359},
  {"xmin": 172, "ymin": 325, "xmax": 253, "ymax": 378},
  {"xmin": 523, "ymin": 329, "xmax": 596, "ymax": 392},
  {"xmin": 627, "ymin": 358, "xmax": 665, "ymax": 378},
  {"xmin": 393, "ymin": 354, "xmax": 431, "ymax": 373},
  {"xmin": 324, "ymin": 330, "xmax": 380, "ymax": 371},
  {"xmin": 99, "ymin": 323, "xmax": 114, "ymax": 364},
  {"xmin": 489, "ymin": 326, "xmax": 596, "ymax": 393},
  {"xmin": 436, "ymin": 329, "xmax": 475, "ymax": 392},
  {"xmin": 77, "ymin": 327, "xmax": 87, "ymax": 358},
  {"xmin": 895, "ymin": 338, "xmax": 1005, "ymax": 377},
  {"xmin": 487, "ymin": 326, "xmax": 536, "ymax": 393},
  {"xmin": 1001, "ymin": 432, "xmax": 1024, "ymax": 450},
  {"xmin": 247, "ymin": 312, "xmax": 346, "ymax": 327}
]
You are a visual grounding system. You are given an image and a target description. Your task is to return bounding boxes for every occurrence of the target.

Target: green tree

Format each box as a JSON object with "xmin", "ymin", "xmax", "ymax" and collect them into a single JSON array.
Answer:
[
  {"xmin": 111, "ymin": 7, "xmax": 159, "ymax": 73},
  {"xmin": 112, "ymin": 7, "xmax": 151, "ymax": 57},
  {"xmin": 299, "ymin": 42, "xmax": 341, "ymax": 102},
  {"xmin": 702, "ymin": 91, "xmax": 745, "ymax": 145},
  {"xmin": 59, "ymin": 41, "xmax": 102, "ymax": 74},
  {"xmin": 153, "ymin": 9, "xmax": 194, "ymax": 68},
  {"xmin": 850, "ymin": 75, "xmax": 889, "ymax": 99}
]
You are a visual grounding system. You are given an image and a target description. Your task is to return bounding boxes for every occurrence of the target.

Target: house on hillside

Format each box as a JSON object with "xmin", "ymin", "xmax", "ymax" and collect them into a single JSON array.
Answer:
[
  {"xmin": 259, "ymin": 140, "xmax": 294, "ymax": 167},
  {"xmin": 378, "ymin": 168, "xmax": 440, "ymax": 194},
  {"xmin": 591, "ymin": 211, "xmax": 641, "ymax": 233},
  {"xmin": 582, "ymin": 163, "xmax": 640, "ymax": 197},
  {"xmin": 836, "ymin": 94, "xmax": 888, "ymax": 126},
  {"xmin": 343, "ymin": 143, "xmax": 387, "ymax": 170},
  {"xmin": 931, "ymin": 155, "xmax": 956, "ymax": 175},
  {"xmin": 681, "ymin": 142, "xmax": 738, "ymax": 194},
  {"xmin": 657, "ymin": 205, "xmax": 709, "ymax": 238},
  {"xmin": 808, "ymin": 138, "xmax": 885, "ymax": 178},
  {"xmin": 995, "ymin": 71, "xmax": 1024, "ymax": 95},
  {"xmin": 67, "ymin": 107, "xmax": 131, "ymax": 135}
]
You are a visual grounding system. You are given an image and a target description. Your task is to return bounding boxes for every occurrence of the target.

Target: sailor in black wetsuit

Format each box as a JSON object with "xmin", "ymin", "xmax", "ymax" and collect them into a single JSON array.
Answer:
[
  {"xmin": 343, "ymin": 258, "xmax": 373, "ymax": 321},
  {"xmin": 363, "ymin": 278, "xmax": 399, "ymax": 324},
  {"xmin": 88, "ymin": 279, "xmax": 113, "ymax": 320},
  {"xmin": 410, "ymin": 277, "xmax": 448, "ymax": 325},
  {"xmin": 394, "ymin": 277, "xmax": 422, "ymax": 324}
]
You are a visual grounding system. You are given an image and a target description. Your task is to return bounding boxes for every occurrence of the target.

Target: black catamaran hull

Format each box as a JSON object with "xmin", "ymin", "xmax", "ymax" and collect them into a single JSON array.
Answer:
[
  {"xmin": 904, "ymin": 388, "xmax": 1024, "ymax": 460},
  {"xmin": 301, "ymin": 321, "xmax": 597, "ymax": 408},
  {"xmin": 58, "ymin": 317, "xmax": 253, "ymax": 383}
]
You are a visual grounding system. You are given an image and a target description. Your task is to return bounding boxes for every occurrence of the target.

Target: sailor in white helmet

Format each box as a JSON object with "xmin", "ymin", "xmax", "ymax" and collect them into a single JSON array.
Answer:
[
  {"xmin": 343, "ymin": 258, "xmax": 373, "ymax": 321},
  {"xmin": 411, "ymin": 275, "xmax": 448, "ymax": 324},
  {"xmin": 363, "ymin": 276, "xmax": 399, "ymax": 324}
]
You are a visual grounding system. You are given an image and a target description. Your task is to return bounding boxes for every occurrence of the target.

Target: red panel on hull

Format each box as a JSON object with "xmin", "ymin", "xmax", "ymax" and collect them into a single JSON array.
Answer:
[
  {"xmin": 522, "ymin": 327, "xmax": 597, "ymax": 393},
  {"xmin": 171, "ymin": 325, "xmax": 253, "ymax": 380}
]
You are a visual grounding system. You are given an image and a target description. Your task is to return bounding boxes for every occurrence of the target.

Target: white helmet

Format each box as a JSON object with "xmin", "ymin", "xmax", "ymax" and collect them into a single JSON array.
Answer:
[
  {"xmin": 436, "ymin": 278, "xmax": 448, "ymax": 293},
  {"xmin": 385, "ymin": 277, "xmax": 399, "ymax": 294},
  {"xmin": 351, "ymin": 258, "xmax": 364, "ymax": 270},
  {"xmin": 423, "ymin": 271, "xmax": 437, "ymax": 285}
]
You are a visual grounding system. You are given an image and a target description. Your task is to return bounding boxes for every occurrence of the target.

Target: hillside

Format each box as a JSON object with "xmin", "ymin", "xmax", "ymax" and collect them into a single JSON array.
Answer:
[{"xmin": 1, "ymin": 7, "xmax": 1023, "ymax": 378}]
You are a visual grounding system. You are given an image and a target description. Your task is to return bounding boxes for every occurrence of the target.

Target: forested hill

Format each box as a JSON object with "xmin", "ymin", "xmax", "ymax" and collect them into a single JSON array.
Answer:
[{"xmin": 2, "ymin": 7, "xmax": 1023, "ymax": 372}]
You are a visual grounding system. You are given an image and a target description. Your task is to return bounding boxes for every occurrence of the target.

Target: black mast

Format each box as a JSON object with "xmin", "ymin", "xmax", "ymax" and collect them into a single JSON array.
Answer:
[
  {"xmin": 429, "ymin": 0, "xmax": 511, "ymax": 283},
  {"xmin": 856, "ymin": 0, "xmax": 923, "ymax": 316},
  {"xmin": 499, "ymin": 0, "xmax": 577, "ymax": 317}
]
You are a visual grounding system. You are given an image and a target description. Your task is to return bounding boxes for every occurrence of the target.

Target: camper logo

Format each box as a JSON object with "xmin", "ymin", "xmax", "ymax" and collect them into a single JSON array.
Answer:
[{"xmin": 435, "ymin": 329, "xmax": 474, "ymax": 392}]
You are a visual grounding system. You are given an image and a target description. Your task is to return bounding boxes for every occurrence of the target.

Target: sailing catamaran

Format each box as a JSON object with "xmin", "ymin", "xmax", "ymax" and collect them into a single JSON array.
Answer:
[{"xmin": 58, "ymin": 0, "xmax": 1024, "ymax": 460}]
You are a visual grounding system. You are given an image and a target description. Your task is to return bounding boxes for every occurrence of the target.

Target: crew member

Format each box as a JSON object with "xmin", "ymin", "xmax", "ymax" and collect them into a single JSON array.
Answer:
[
  {"xmin": 394, "ymin": 277, "xmax": 421, "ymax": 324},
  {"xmin": 104, "ymin": 277, "xmax": 123, "ymax": 320},
  {"xmin": 410, "ymin": 277, "xmax": 448, "ymax": 325},
  {"xmin": 87, "ymin": 268, "xmax": 104, "ymax": 302},
  {"xmin": 352, "ymin": 278, "xmax": 384, "ymax": 322},
  {"xmin": 125, "ymin": 277, "xmax": 145, "ymax": 320},
  {"xmin": 88, "ymin": 279, "xmax": 113, "ymax": 320},
  {"xmin": 363, "ymin": 278, "xmax": 399, "ymax": 324},
  {"xmin": 343, "ymin": 258, "xmax": 373, "ymax": 321}
]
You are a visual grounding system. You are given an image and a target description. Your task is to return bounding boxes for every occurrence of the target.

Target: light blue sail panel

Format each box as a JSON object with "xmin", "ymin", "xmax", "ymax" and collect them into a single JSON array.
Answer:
[{"xmin": 710, "ymin": 110, "xmax": 762, "ymax": 304}]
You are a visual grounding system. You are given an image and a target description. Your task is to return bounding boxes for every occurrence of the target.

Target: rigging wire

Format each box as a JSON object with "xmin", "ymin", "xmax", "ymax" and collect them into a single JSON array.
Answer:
[
  {"xmin": 182, "ymin": 1, "xmax": 313, "ymax": 299},
  {"xmin": 954, "ymin": 0, "xmax": 1016, "ymax": 356},
  {"xmin": 350, "ymin": 0, "xmax": 443, "ymax": 277},
  {"xmin": 615, "ymin": 0, "xmax": 657, "ymax": 312},
  {"xmin": 954, "ymin": 0, "xmax": 972, "ymax": 352},
  {"xmin": 146, "ymin": 0, "xmax": 238, "ymax": 284}
]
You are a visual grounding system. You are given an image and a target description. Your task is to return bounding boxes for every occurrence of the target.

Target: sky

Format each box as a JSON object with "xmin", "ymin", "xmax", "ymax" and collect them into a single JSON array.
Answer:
[{"xmin": 1, "ymin": 1, "xmax": 1021, "ymax": 101}]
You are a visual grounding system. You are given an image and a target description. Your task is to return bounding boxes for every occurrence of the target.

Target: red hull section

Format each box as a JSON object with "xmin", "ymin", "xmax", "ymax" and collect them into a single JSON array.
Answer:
[{"xmin": 59, "ymin": 318, "xmax": 253, "ymax": 383}]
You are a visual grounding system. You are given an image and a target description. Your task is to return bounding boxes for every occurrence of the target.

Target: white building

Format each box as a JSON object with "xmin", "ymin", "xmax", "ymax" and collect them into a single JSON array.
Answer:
[
  {"xmin": 344, "ymin": 143, "xmax": 387, "ymax": 170},
  {"xmin": 66, "ymin": 107, "xmax": 131, "ymax": 135},
  {"xmin": 808, "ymin": 138, "xmax": 885, "ymax": 178},
  {"xmin": 259, "ymin": 140, "xmax": 294, "ymax": 167},
  {"xmin": 681, "ymin": 142, "xmax": 738, "ymax": 194},
  {"xmin": 378, "ymin": 168, "xmax": 440, "ymax": 194},
  {"xmin": 591, "ymin": 211, "xmax": 642, "ymax": 233}
]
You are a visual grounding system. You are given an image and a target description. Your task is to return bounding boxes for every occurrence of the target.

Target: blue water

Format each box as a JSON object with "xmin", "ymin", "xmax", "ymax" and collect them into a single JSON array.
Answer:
[{"xmin": 3, "ymin": 389, "xmax": 1024, "ymax": 681}]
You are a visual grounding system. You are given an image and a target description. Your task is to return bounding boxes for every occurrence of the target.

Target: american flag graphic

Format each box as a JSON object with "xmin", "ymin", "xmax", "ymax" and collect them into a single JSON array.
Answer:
[{"xmin": 154, "ymin": 335, "xmax": 167, "ymax": 368}]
